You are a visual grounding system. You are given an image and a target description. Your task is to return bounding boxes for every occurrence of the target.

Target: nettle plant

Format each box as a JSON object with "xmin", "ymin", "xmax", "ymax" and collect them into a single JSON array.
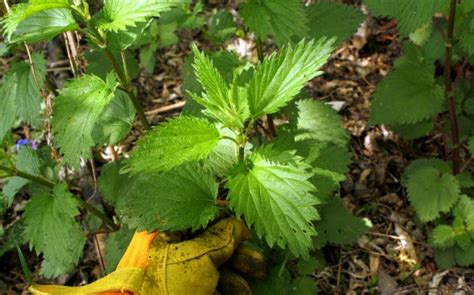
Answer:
[
  {"xmin": 0, "ymin": 0, "xmax": 370, "ymax": 286},
  {"xmin": 365, "ymin": 0, "xmax": 474, "ymax": 268}
]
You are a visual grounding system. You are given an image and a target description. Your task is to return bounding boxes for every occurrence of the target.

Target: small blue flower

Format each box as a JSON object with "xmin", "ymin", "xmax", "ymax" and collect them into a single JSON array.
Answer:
[{"xmin": 15, "ymin": 139, "xmax": 29, "ymax": 151}]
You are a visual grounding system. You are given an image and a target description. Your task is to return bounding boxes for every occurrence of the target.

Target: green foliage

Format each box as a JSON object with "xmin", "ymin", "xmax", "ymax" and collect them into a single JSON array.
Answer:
[
  {"xmin": 0, "ymin": 53, "xmax": 47, "ymax": 141},
  {"xmin": 104, "ymin": 226, "xmax": 133, "ymax": 274},
  {"xmin": 206, "ymin": 10, "xmax": 236, "ymax": 44},
  {"xmin": 120, "ymin": 163, "xmax": 219, "ymax": 232},
  {"xmin": 23, "ymin": 183, "xmax": 86, "ymax": 278},
  {"xmin": 93, "ymin": 90, "xmax": 136, "ymax": 146},
  {"xmin": 226, "ymin": 146, "xmax": 319, "ymax": 258},
  {"xmin": 98, "ymin": 160, "xmax": 134, "ymax": 211},
  {"xmin": 125, "ymin": 116, "xmax": 220, "ymax": 173},
  {"xmin": 363, "ymin": 0, "xmax": 448, "ymax": 36},
  {"xmin": 290, "ymin": 99, "xmax": 348, "ymax": 146},
  {"xmin": 247, "ymin": 39, "xmax": 334, "ymax": 118},
  {"xmin": 182, "ymin": 50, "xmax": 241, "ymax": 116},
  {"xmin": 313, "ymin": 198, "xmax": 370, "ymax": 248},
  {"xmin": 2, "ymin": 0, "xmax": 71, "ymax": 39},
  {"xmin": 190, "ymin": 44, "xmax": 249, "ymax": 128},
  {"xmin": 404, "ymin": 159, "xmax": 461, "ymax": 222},
  {"xmin": 97, "ymin": 0, "xmax": 190, "ymax": 32},
  {"xmin": 240, "ymin": 0, "xmax": 308, "ymax": 43},
  {"xmin": 9, "ymin": 8, "xmax": 78, "ymax": 43},
  {"xmin": 370, "ymin": 43, "xmax": 444, "ymax": 125},
  {"xmin": 306, "ymin": 1, "xmax": 365, "ymax": 47},
  {"xmin": 52, "ymin": 73, "xmax": 118, "ymax": 167},
  {"xmin": 430, "ymin": 196, "xmax": 474, "ymax": 268}
]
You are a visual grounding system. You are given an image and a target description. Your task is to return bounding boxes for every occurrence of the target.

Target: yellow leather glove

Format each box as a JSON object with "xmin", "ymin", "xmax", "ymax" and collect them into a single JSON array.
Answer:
[{"xmin": 30, "ymin": 218, "xmax": 250, "ymax": 295}]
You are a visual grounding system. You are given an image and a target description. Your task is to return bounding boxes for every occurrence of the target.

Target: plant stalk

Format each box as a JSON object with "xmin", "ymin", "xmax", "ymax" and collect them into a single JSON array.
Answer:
[
  {"xmin": 256, "ymin": 38, "xmax": 276, "ymax": 138},
  {"xmin": 444, "ymin": 0, "xmax": 460, "ymax": 175},
  {"xmin": 103, "ymin": 47, "xmax": 151, "ymax": 130},
  {"xmin": 0, "ymin": 165, "xmax": 118, "ymax": 230}
]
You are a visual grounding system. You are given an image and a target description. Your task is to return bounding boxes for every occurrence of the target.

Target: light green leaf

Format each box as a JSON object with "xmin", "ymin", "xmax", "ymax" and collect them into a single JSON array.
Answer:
[
  {"xmin": 120, "ymin": 163, "xmax": 219, "ymax": 231},
  {"xmin": 247, "ymin": 39, "xmax": 334, "ymax": 118},
  {"xmin": 370, "ymin": 43, "xmax": 444, "ymax": 125},
  {"xmin": 409, "ymin": 22, "xmax": 433, "ymax": 46},
  {"xmin": 23, "ymin": 183, "xmax": 86, "ymax": 278},
  {"xmin": 430, "ymin": 225, "xmax": 456, "ymax": 249},
  {"xmin": 104, "ymin": 226, "xmax": 133, "ymax": 274},
  {"xmin": 291, "ymin": 99, "xmax": 348, "ymax": 146},
  {"xmin": 205, "ymin": 126, "xmax": 239, "ymax": 177},
  {"xmin": 93, "ymin": 90, "xmax": 136, "ymax": 146},
  {"xmin": 9, "ymin": 8, "xmax": 78, "ymax": 43},
  {"xmin": 240, "ymin": 0, "xmax": 308, "ymax": 43},
  {"xmin": 226, "ymin": 146, "xmax": 319, "ymax": 258},
  {"xmin": 314, "ymin": 198, "xmax": 370, "ymax": 248},
  {"xmin": 182, "ymin": 50, "xmax": 241, "ymax": 117},
  {"xmin": 52, "ymin": 74, "xmax": 118, "ymax": 167},
  {"xmin": 363, "ymin": 0, "xmax": 448, "ymax": 36},
  {"xmin": 306, "ymin": 1, "xmax": 364, "ymax": 47},
  {"xmin": 97, "ymin": 0, "xmax": 190, "ymax": 32},
  {"xmin": 191, "ymin": 44, "xmax": 249, "ymax": 128},
  {"xmin": 125, "ymin": 116, "xmax": 220, "ymax": 173},
  {"xmin": 405, "ymin": 160, "xmax": 460, "ymax": 222},
  {"xmin": 2, "ymin": 0, "xmax": 70, "ymax": 39}
]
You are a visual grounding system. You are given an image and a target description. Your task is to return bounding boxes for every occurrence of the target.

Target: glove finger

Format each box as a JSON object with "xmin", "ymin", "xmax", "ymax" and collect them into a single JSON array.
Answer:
[
  {"xmin": 217, "ymin": 268, "xmax": 251, "ymax": 295},
  {"xmin": 116, "ymin": 231, "xmax": 158, "ymax": 270},
  {"xmin": 229, "ymin": 245, "xmax": 267, "ymax": 280}
]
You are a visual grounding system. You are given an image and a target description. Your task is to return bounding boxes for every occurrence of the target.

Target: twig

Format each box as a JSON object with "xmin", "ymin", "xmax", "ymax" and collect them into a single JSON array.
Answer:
[
  {"xmin": 444, "ymin": 0, "xmax": 460, "ymax": 175},
  {"xmin": 144, "ymin": 101, "xmax": 185, "ymax": 115}
]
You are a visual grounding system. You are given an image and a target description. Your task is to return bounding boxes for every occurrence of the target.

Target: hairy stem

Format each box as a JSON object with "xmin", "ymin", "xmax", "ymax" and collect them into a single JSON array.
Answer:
[
  {"xmin": 444, "ymin": 0, "xmax": 460, "ymax": 174},
  {"xmin": 256, "ymin": 37, "xmax": 276, "ymax": 138},
  {"xmin": 103, "ymin": 46, "xmax": 151, "ymax": 130},
  {"xmin": 0, "ymin": 165, "xmax": 118, "ymax": 230}
]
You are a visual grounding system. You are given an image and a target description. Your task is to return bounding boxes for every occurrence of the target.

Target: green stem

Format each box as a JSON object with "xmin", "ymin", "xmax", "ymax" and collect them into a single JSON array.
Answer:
[
  {"xmin": 103, "ymin": 43, "xmax": 151, "ymax": 130},
  {"xmin": 444, "ymin": 0, "xmax": 460, "ymax": 175},
  {"xmin": 0, "ymin": 165, "xmax": 118, "ymax": 230},
  {"xmin": 0, "ymin": 164, "xmax": 56, "ymax": 188},
  {"xmin": 238, "ymin": 145, "xmax": 245, "ymax": 163},
  {"xmin": 256, "ymin": 38, "xmax": 276, "ymax": 138}
]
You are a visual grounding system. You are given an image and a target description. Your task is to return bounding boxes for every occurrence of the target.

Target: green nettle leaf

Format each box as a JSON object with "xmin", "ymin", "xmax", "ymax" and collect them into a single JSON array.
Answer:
[
  {"xmin": 205, "ymin": 126, "xmax": 240, "ymax": 177},
  {"xmin": 431, "ymin": 225, "xmax": 456, "ymax": 249},
  {"xmin": 469, "ymin": 137, "xmax": 474, "ymax": 155},
  {"xmin": 306, "ymin": 2, "xmax": 364, "ymax": 47},
  {"xmin": 240, "ymin": 0, "xmax": 308, "ymax": 43},
  {"xmin": 0, "ymin": 53, "xmax": 47, "ymax": 134},
  {"xmin": 2, "ymin": 147, "xmax": 42, "ymax": 204},
  {"xmin": 9, "ymin": 8, "xmax": 78, "ymax": 43},
  {"xmin": 97, "ymin": 0, "xmax": 190, "ymax": 32},
  {"xmin": 23, "ymin": 183, "xmax": 86, "ymax": 278},
  {"xmin": 313, "ymin": 198, "xmax": 370, "ymax": 248},
  {"xmin": 370, "ymin": 44, "xmax": 444, "ymax": 125},
  {"xmin": 226, "ymin": 146, "xmax": 319, "ymax": 258},
  {"xmin": 247, "ymin": 39, "xmax": 334, "ymax": 118},
  {"xmin": 120, "ymin": 163, "xmax": 219, "ymax": 232},
  {"xmin": 191, "ymin": 44, "xmax": 249, "ymax": 128},
  {"xmin": 104, "ymin": 226, "xmax": 134, "ymax": 274},
  {"xmin": 206, "ymin": 9, "xmax": 237, "ymax": 44},
  {"xmin": 52, "ymin": 74, "xmax": 118, "ymax": 167},
  {"xmin": 93, "ymin": 90, "xmax": 136, "ymax": 146},
  {"xmin": 182, "ymin": 50, "xmax": 241, "ymax": 117},
  {"xmin": 98, "ymin": 160, "xmax": 135, "ymax": 211},
  {"xmin": 363, "ymin": 0, "xmax": 449, "ymax": 36},
  {"xmin": 125, "ymin": 116, "xmax": 220, "ymax": 173},
  {"xmin": 404, "ymin": 159, "xmax": 460, "ymax": 222},
  {"xmin": 2, "ymin": 0, "xmax": 70, "ymax": 39},
  {"xmin": 291, "ymin": 99, "xmax": 348, "ymax": 146},
  {"xmin": 85, "ymin": 50, "xmax": 140, "ymax": 80}
]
